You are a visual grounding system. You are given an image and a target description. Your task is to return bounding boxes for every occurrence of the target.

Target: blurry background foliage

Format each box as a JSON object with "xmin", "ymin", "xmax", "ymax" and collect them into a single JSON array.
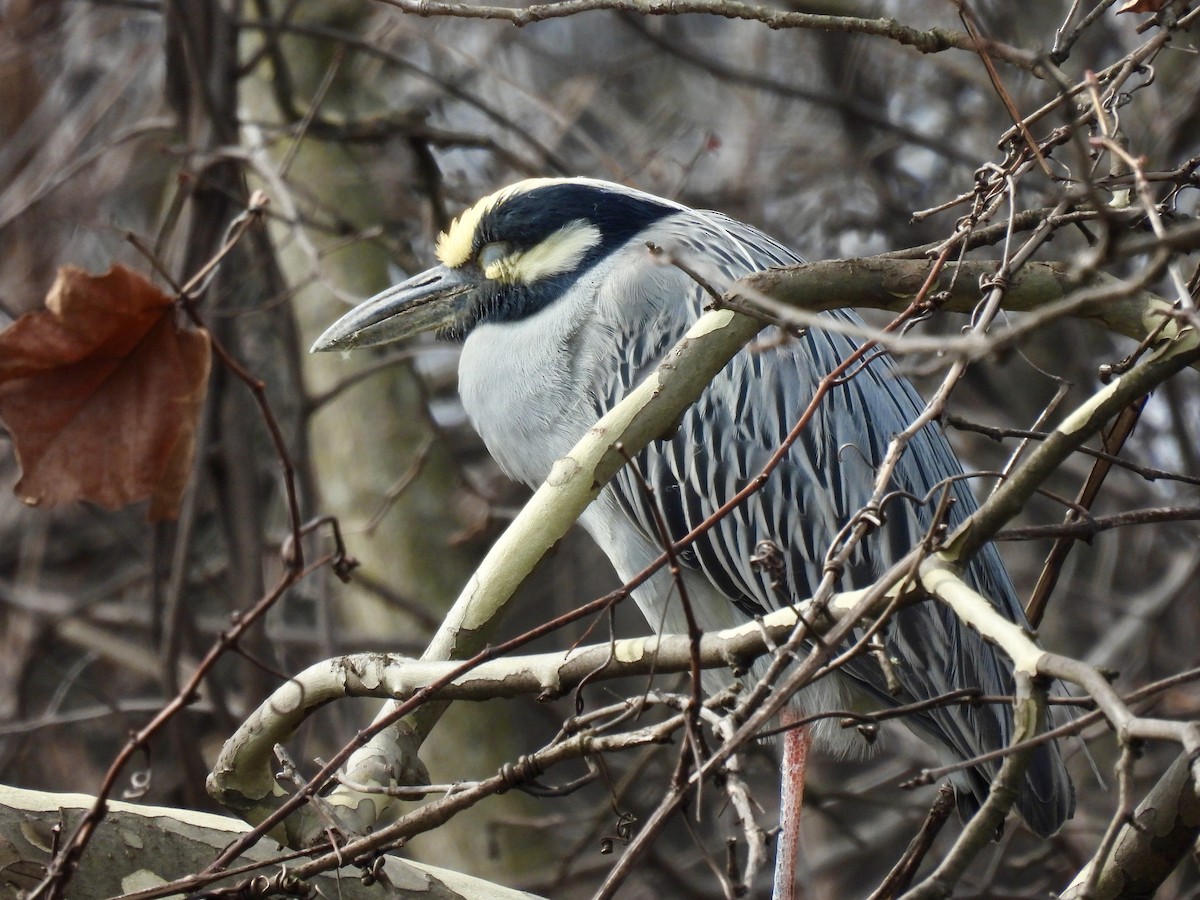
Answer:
[{"xmin": 0, "ymin": 0, "xmax": 1199, "ymax": 896}]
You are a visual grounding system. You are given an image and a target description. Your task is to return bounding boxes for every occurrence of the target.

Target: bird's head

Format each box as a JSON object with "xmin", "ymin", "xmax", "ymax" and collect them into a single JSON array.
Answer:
[{"xmin": 311, "ymin": 178, "xmax": 680, "ymax": 352}]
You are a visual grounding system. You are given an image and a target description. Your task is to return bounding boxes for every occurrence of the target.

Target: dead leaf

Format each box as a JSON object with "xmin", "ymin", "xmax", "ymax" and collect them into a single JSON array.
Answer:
[
  {"xmin": 0, "ymin": 264, "xmax": 211, "ymax": 520},
  {"xmin": 1117, "ymin": 0, "xmax": 1165, "ymax": 13}
]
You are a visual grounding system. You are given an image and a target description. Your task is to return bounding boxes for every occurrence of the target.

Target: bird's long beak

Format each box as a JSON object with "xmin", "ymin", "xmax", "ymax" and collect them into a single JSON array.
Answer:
[{"xmin": 310, "ymin": 265, "xmax": 473, "ymax": 352}]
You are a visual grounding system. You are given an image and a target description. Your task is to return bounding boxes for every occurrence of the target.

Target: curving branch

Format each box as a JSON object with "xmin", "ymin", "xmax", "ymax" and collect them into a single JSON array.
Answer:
[
  {"xmin": 209, "ymin": 306, "xmax": 766, "ymax": 845},
  {"xmin": 376, "ymin": 0, "xmax": 1038, "ymax": 70},
  {"xmin": 210, "ymin": 255, "xmax": 1200, "ymax": 885},
  {"xmin": 208, "ymin": 587, "xmax": 880, "ymax": 829},
  {"xmin": 737, "ymin": 258, "xmax": 1192, "ymax": 365},
  {"xmin": 1059, "ymin": 752, "xmax": 1200, "ymax": 900},
  {"xmin": 0, "ymin": 785, "xmax": 534, "ymax": 900}
]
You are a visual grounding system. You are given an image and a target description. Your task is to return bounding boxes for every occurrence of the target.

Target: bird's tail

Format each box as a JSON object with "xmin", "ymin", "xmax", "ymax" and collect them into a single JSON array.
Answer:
[
  {"xmin": 951, "ymin": 685, "xmax": 1076, "ymax": 838},
  {"xmin": 1016, "ymin": 684, "xmax": 1077, "ymax": 838}
]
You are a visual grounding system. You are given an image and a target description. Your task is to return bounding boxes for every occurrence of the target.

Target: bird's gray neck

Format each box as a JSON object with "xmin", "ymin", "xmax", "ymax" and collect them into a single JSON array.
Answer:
[
  {"xmin": 458, "ymin": 286, "xmax": 605, "ymax": 488},
  {"xmin": 456, "ymin": 237, "xmax": 693, "ymax": 489}
]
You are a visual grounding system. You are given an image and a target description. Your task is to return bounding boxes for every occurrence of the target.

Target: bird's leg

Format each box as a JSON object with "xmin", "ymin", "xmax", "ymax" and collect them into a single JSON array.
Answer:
[{"xmin": 773, "ymin": 710, "xmax": 812, "ymax": 900}]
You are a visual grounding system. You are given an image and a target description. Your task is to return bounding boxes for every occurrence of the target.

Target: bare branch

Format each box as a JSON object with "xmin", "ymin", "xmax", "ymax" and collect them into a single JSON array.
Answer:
[{"xmin": 376, "ymin": 0, "xmax": 1039, "ymax": 70}]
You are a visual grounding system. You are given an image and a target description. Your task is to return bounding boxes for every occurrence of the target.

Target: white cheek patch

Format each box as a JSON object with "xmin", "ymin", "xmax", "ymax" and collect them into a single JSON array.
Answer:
[{"xmin": 484, "ymin": 220, "xmax": 602, "ymax": 283}]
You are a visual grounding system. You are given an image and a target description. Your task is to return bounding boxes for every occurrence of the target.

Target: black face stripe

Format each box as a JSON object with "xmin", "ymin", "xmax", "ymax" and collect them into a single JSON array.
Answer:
[
  {"xmin": 453, "ymin": 183, "xmax": 678, "ymax": 337},
  {"xmin": 476, "ymin": 183, "xmax": 676, "ymax": 268},
  {"xmin": 441, "ymin": 279, "xmax": 538, "ymax": 341}
]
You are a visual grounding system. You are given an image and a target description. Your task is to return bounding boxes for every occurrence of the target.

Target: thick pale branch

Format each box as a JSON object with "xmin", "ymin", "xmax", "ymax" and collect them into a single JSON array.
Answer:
[
  {"xmin": 921, "ymin": 555, "xmax": 1200, "ymax": 751},
  {"xmin": 901, "ymin": 558, "xmax": 1200, "ymax": 897},
  {"xmin": 919, "ymin": 560, "xmax": 1044, "ymax": 676},
  {"xmin": 223, "ymin": 310, "xmax": 767, "ymax": 836},
  {"xmin": 210, "ymin": 306, "xmax": 767, "ymax": 845},
  {"xmin": 422, "ymin": 309, "xmax": 761, "ymax": 677},
  {"xmin": 0, "ymin": 786, "xmax": 537, "ymax": 900},
  {"xmin": 903, "ymin": 673, "xmax": 1044, "ymax": 900},
  {"xmin": 1060, "ymin": 753, "xmax": 1200, "ymax": 900},
  {"xmin": 904, "ymin": 564, "xmax": 1044, "ymax": 898},
  {"xmin": 740, "ymin": 259, "xmax": 1190, "ymax": 362},
  {"xmin": 207, "ymin": 590, "xmax": 874, "ymax": 827},
  {"xmin": 947, "ymin": 326, "xmax": 1200, "ymax": 562}
]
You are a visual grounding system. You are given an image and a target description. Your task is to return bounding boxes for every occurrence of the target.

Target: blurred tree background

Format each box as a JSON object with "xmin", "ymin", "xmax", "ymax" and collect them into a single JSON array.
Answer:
[{"xmin": 1, "ymin": 0, "xmax": 1199, "ymax": 897}]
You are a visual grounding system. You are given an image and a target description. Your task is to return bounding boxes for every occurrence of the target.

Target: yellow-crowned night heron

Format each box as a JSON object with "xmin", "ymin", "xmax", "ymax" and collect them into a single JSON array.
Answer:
[{"xmin": 313, "ymin": 178, "xmax": 1073, "ymax": 890}]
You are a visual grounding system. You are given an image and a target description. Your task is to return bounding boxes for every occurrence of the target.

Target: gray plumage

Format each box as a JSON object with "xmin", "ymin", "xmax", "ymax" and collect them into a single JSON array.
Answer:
[{"xmin": 314, "ymin": 178, "xmax": 1074, "ymax": 838}]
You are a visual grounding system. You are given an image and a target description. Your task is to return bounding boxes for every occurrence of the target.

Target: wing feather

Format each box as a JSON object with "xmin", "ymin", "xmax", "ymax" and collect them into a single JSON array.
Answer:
[{"xmin": 591, "ymin": 209, "xmax": 1071, "ymax": 832}]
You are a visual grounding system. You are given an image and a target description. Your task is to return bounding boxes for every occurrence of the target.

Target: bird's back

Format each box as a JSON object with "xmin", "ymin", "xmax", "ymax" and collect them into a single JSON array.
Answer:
[
  {"xmin": 455, "ymin": 199, "xmax": 1072, "ymax": 837},
  {"xmin": 580, "ymin": 208, "xmax": 1073, "ymax": 836}
]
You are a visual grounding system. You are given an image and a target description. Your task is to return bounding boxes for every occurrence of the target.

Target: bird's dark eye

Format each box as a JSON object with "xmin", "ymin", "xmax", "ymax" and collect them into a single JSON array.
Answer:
[{"xmin": 478, "ymin": 241, "xmax": 512, "ymax": 271}]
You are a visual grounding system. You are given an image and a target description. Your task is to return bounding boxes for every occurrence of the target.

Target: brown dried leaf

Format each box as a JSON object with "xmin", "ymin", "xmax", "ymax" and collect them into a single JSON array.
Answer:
[
  {"xmin": 0, "ymin": 264, "xmax": 211, "ymax": 520},
  {"xmin": 1117, "ymin": 0, "xmax": 1165, "ymax": 13}
]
